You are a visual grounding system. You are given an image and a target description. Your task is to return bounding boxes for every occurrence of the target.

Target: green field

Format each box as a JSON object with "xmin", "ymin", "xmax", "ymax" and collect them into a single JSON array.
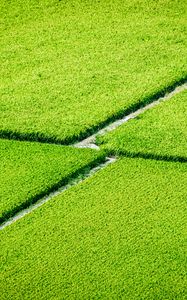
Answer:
[
  {"xmin": 1, "ymin": 158, "xmax": 187, "ymax": 299},
  {"xmin": 98, "ymin": 89, "xmax": 187, "ymax": 160},
  {"xmin": 1, "ymin": 0, "xmax": 186, "ymax": 143},
  {"xmin": 0, "ymin": 0, "xmax": 187, "ymax": 298},
  {"xmin": 0, "ymin": 139, "xmax": 105, "ymax": 223}
]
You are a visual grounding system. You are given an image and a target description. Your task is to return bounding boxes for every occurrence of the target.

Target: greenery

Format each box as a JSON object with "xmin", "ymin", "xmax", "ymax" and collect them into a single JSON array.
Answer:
[
  {"xmin": 98, "ymin": 90, "xmax": 187, "ymax": 161},
  {"xmin": 1, "ymin": 158, "xmax": 187, "ymax": 299},
  {"xmin": 1, "ymin": 0, "xmax": 186, "ymax": 143},
  {"xmin": 0, "ymin": 1, "xmax": 187, "ymax": 298},
  {"xmin": 0, "ymin": 139, "xmax": 105, "ymax": 223}
]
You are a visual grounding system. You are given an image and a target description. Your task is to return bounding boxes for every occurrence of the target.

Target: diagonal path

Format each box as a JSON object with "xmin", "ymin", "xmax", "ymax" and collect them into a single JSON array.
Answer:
[
  {"xmin": 1, "ymin": 157, "xmax": 186, "ymax": 299},
  {"xmin": 0, "ymin": 157, "xmax": 116, "ymax": 230},
  {"xmin": 1, "ymin": 81, "xmax": 187, "ymax": 230},
  {"xmin": 74, "ymin": 82, "xmax": 187, "ymax": 149}
]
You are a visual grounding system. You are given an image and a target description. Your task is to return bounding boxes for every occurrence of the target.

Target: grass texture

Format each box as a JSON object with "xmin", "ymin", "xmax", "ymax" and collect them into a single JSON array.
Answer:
[
  {"xmin": 1, "ymin": 157, "xmax": 187, "ymax": 299},
  {"xmin": 98, "ymin": 89, "xmax": 187, "ymax": 161},
  {"xmin": 0, "ymin": 139, "xmax": 105, "ymax": 223},
  {"xmin": 1, "ymin": 0, "xmax": 187, "ymax": 143}
]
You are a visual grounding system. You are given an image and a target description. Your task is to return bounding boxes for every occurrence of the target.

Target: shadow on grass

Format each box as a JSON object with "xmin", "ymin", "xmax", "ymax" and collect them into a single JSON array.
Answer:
[
  {"xmin": 105, "ymin": 149, "xmax": 187, "ymax": 164},
  {"xmin": 0, "ymin": 155, "xmax": 106, "ymax": 225},
  {"xmin": 0, "ymin": 75, "xmax": 187, "ymax": 146}
]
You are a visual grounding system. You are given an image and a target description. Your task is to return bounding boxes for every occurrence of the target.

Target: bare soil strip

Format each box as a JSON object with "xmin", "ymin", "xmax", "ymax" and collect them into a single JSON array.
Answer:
[
  {"xmin": 74, "ymin": 82, "xmax": 187, "ymax": 149},
  {"xmin": 0, "ymin": 157, "xmax": 116, "ymax": 230}
]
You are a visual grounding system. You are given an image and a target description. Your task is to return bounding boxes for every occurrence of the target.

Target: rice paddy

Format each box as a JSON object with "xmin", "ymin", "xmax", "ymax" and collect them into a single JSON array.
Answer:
[
  {"xmin": 1, "ymin": 0, "xmax": 187, "ymax": 143},
  {"xmin": 0, "ymin": 139, "xmax": 105, "ymax": 223},
  {"xmin": 0, "ymin": 0, "xmax": 187, "ymax": 299},
  {"xmin": 1, "ymin": 158, "xmax": 187, "ymax": 299}
]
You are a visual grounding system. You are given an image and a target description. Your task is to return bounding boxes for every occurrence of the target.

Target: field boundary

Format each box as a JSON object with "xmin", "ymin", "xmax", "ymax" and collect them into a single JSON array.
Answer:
[
  {"xmin": 1, "ymin": 77, "xmax": 187, "ymax": 146},
  {"xmin": 0, "ymin": 154, "xmax": 106, "ymax": 225},
  {"xmin": 0, "ymin": 157, "xmax": 116, "ymax": 230},
  {"xmin": 74, "ymin": 81, "xmax": 187, "ymax": 149},
  {"xmin": 104, "ymin": 150, "xmax": 187, "ymax": 164},
  {"xmin": 1, "ymin": 78, "xmax": 187, "ymax": 229}
]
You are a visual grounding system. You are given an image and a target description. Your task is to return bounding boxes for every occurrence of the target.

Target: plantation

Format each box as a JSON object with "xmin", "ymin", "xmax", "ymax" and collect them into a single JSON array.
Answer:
[
  {"xmin": 0, "ymin": 139, "xmax": 105, "ymax": 223},
  {"xmin": 0, "ymin": 0, "xmax": 187, "ymax": 143},
  {"xmin": 1, "ymin": 158, "xmax": 187, "ymax": 299},
  {"xmin": 0, "ymin": 0, "xmax": 187, "ymax": 299},
  {"xmin": 98, "ymin": 89, "xmax": 187, "ymax": 160}
]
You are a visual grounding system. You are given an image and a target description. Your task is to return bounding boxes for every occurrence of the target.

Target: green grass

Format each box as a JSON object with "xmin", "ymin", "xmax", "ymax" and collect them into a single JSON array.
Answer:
[
  {"xmin": 98, "ymin": 89, "xmax": 187, "ymax": 161},
  {"xmin": 0, "ymin": 0, "xmax": 187, "ymax": 143},
  {"xmin": 1, "ymin": 157, "xmax": 187, "ymax": 299},
  {"xmin": 0, "ymin": 139, "xmax": 105, "ymax": 223}
]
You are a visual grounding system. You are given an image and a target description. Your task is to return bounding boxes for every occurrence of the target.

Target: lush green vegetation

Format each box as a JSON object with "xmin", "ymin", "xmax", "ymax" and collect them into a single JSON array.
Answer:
[
  {"xmin": 1, "ymin": 0, "xmax": 186, "ymax": 143},
  {"xmin": 98, "ymin": 89, "xmax": 187, "ymax": 161},
  {"xmin": 1, "ymin": 158, "xmax": 187, "ymax": 299},
  {"xmin": 0, "ymin": 1, "xmax": 186, "ymax": 298},
  {"xmin": 0, "ymin": 139, "xmax": 105, "ymax": 223}
]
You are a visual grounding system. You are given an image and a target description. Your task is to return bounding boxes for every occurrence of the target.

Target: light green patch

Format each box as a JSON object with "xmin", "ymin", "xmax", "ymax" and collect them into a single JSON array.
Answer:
[
  {"xmin": 1, "ymin": 158, "xmax": 187, "ymax": 299},
  {"xmin": 0, "ymin": 139, "xmax": 105, "ymax": 222},
  {"xmin": 0, "ymin": 0, "xmax": 186, "ymax": 143}
]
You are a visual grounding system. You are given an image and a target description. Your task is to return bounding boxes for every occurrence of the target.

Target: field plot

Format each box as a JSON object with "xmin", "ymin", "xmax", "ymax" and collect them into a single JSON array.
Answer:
[
  {"xmin": 98, "ymin": 89, "xmax": 187, "ymax": 160},
  {"xmin": 1, "ymin": 158, "xmax": 187, "ymax": 299},
  {"xmin": 0, "ymin": 139, "xmax": 105, "ymax": 223},
  {"xmin": 1, "ymin": 0, "xmax": 187, "ymax": 143}
]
